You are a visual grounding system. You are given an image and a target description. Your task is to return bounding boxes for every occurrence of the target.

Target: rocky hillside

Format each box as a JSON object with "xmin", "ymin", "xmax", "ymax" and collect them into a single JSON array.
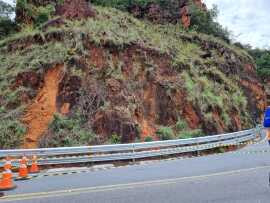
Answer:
[{"xmin": 0, "ymin": 1, "xmax": 267, "ymax": 149}]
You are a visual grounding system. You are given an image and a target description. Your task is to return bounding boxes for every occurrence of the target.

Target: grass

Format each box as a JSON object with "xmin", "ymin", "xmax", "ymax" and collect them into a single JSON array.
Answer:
[
  {"xmin": 179, "ymin": 129, "xmax": 203, "ymax": 139},
  {"xmin": 40, "ymin": 114, "xmax": 98, "ymax": 148},
  {"xmin": 175, "ymin": 118, "xmax": 188, "ymax": 131},
  {"xmin": 0, "ymin": 5, "xmax": 257, "ymax": 147},
  {"xmin": 181, "ymin": 64, "xmax": 250, "ymax": 130},
  {"xmin": 0, "ymin": 119, "xmax": 26, "ymax": 149},
  {"xmin": 156, "ymin": 126, "xmax": 175, "ymax": 140},
  {"xmin": 184, "ymin": 31, "xmax": 254, "ymax": 62}
]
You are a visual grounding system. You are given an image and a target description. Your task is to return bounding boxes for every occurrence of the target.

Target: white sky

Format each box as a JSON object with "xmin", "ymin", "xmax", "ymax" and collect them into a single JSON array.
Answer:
[
  {"xmin": 2, "ymin": 0, "xmax": 270, "ymax": 48},
  {"xmin": 203, "ymin": 0, "xmax": 270, "ymax": 48}
]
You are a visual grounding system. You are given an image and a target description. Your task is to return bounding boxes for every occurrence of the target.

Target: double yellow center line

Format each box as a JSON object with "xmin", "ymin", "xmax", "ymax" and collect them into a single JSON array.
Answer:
[{"xmin": 1, "ymin": 165, "xmax": 270, "ymax": 202}]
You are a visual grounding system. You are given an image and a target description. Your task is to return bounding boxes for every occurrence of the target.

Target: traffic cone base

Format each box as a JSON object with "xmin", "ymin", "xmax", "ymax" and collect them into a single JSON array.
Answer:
[
  {"xmin": 0, "ymin": 170, "xmax": 16, "ymax": 191},
  {"xmin": 29, "ymin": 156, "xmax": 39, "ymax": 174},
  {"xmin": 15, "ymin": 176, "xmax": 31, "ymax": 181},
  {"xmin": 30, "ymin": 163, "xmax": 39, "ymax": 173},
  {"xmin": 0, "ymin": 184, "xmax": 17, "ymax": 191},
  {"xmin": 15, "ymin": 163, "xmax": 31, "ymax": 181}
]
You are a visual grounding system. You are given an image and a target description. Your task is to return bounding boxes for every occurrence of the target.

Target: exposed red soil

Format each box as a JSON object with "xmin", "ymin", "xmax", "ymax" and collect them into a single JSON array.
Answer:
[
  {"xmin": 16, "ymin": 0, "xmax": 95, "ymax": 25},
  {"xmin": 60, "ymin": 103, "xmax": 70, "ymax": 115},
  {"xmin": 180, "ymin": 6, "xmax": 190, "ymax": 29},
  {"xmin": 12, "ymin": 42, "xmax": 266, "ymax": 147},
  {"xmin": 55, "ymin": 0, "xmax": 95, "ymax": 20},
  {"xmin": 140, "ymin": 83, "xmax": 158, "ymax": 141},
  {"xmin": 182, "ymin": 103, "xmax": 201, "ymax": 129},
  {"xmin": 212, "ymin": 110, "xmax": 226, "ymax": 134},
  {"xmin": 240, "ymin": 79, "xmax": 267, "ymax": 113},
  {"xmin": 231, "ymin": 111, "xmax": 242, "ymax": 131},
  {"xmin": 22, "ymin": 65, "xmax": 64, "ymax": 149}
]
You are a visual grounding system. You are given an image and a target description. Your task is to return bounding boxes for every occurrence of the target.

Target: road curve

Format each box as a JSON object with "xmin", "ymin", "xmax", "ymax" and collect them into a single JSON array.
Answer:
[{"xmin": 1, "ymin": 133, "xmax": 270, "ymax": 203}]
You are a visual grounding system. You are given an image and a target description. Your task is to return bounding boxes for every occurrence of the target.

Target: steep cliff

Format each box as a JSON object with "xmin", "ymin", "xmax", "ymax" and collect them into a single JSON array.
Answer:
[{"xmin": 0, "ymin": 3, "xmax": 266, "ymax": 149}]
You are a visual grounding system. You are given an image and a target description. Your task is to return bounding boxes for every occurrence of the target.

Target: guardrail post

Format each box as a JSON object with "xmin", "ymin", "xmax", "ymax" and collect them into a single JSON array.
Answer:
[
  {"xmin": 253, "ymin": 125, "xmax": 261, "ymax": 143},
  {"xmin": 257, "ymin": 125, "xmax": 263, "ymax": 140},
  {"xmin": 132, "ymin": 143, "xmax": 135, "ymax": 164},
  {"xmin": 196, "ymin": 138, "xmax": 200, "ymax": 157}
]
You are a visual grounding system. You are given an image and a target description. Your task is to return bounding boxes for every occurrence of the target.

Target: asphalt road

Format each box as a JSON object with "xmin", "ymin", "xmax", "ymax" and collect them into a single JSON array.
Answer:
[{"xmin": 1, "ymin": 134, "xmax": 270, "ymax": 203}]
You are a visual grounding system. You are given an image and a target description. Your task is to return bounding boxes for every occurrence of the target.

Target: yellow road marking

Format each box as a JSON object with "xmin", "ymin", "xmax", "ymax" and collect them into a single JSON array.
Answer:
[{"xmin": 1, "ymin": 165, "xmax": 270, "ymax": 202}]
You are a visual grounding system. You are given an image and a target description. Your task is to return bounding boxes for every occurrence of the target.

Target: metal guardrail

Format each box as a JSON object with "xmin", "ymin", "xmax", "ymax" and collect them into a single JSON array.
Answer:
[{"xmin": 0, "ymin": 127, "xmax": 262, "ymax": 167}]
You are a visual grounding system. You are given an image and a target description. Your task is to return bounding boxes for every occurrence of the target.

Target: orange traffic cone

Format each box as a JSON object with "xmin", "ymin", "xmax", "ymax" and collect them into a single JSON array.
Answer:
[
  {"xmin": 20, "ymin": 156, "xmax": 28, "ymax": 165},
  {"xmin": 0, "ymin": 170, "xmax": 16, "ymax": 191},
  {"xmin": 15, "ymin": 162, "xmax": 31, "ymax": 181},
  {"xmin": 30, "ymin": 156, "xmax": 39, "ymax": 174}
]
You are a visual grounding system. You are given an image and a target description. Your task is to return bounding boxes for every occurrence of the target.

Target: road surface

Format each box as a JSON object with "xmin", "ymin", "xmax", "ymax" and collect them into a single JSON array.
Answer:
[{"xmin": 1, "ymin": 133, "xmax": 270, "ymax": 203}]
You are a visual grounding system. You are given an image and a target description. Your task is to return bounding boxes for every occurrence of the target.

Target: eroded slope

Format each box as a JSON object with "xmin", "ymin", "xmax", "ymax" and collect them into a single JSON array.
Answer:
[{"xmin": 0, "ymin": 6, "xmax": 266, "ymax": 148}]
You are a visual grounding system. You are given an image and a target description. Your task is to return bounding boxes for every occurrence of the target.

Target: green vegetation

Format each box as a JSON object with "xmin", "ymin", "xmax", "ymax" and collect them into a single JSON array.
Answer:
[
  {"xmin": 156, "ymin": 119, "xmax": 203, "ymax": 140},
  {"xmin": 92, "ymin": 0, "xmax": 180, "ymax": 16},
  {"xmin": 175, "ymin": 119, "xmax": 188, "ymax": 131},
  {"xmin": 179, "ymin": 129, "xmax": 203, "ymax": 139},
  {"xmin": 248, "ymin": 48, "xmax": 270, "ymax": 78},
  {"xmin": 40, "ymin": 114, "xmax": 98, "ymax": 147},
  {"xmin": 0, "ymin": 103, "xmax": 26, "ymax": 149},
  {"xmin": 144, "ymin": 136, "xmax": 153, "ymax": 142},
  {"xmin": 110, "ymin": 134, "xmax": 121, "ymax": 144},
  {"xmin": 92, "ymin": 0, "xmax": 231, "ymax": 43},
  {"xmin": 0, "ymin": 0, "xmax": 17, "ymax": 39},
  {"xmin": 174, "ymin": 118, "xmax": 203, "ymax": 139},
  {"xmin": 189, "ymin": 4, "xmax": 230, "ymax": 43},
  {"xmin": 16, "ymin": 0, "xmax": 56, "ymax": 26},
  {"xmin": 156, "ymin": 126, "xmax": 174, "ymax": 140},
  {"xmin": 181, "ymin": 65, "xmax": 251, "ymax": 130},
  {"xmin": 0, "ymin": 119, "xmax": 26, "ymax": 149},
  {"xmin": 233, "ymin": 42, "xmax": 270, "ymax": 78},
  {"xmin": 0, "ymin": 3, "xmax": 259, "ymax": 147}
]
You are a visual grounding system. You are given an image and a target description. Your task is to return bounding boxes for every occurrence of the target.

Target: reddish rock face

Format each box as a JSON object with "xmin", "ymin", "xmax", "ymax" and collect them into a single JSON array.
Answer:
[
  {"xmin": 16, "ymin": 0, "xmax": 95, "ymax": 25},
  {"xmin": 180, "ymin": 6, "xmax": 190, "ymax": 29},
  {"xmin": 179, "ymin": 0, "xmax": 206, "ymax": 28},
  {"xmin": 55, "ymin": 0, "xmax": 95, "ymax": 20}
]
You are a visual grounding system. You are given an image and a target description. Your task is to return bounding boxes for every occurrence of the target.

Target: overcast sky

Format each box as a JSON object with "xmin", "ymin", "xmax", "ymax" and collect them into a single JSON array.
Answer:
[
  {"xmin": 203, "ymin": 0, "xmax": 270, "ymax": 48},
  {"xmin": 2, "ymin": 0, "xmax": 270, "ymax": 48}
]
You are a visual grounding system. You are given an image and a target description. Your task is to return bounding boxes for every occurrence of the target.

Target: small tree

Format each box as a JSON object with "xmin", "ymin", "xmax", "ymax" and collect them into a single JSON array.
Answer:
[
  {"xmin": 189, "ymin": 4, "xmax": 231, "ymax": 43},
  {"xmin": 0, "ymin": 0, "xmax": 17, "ymax": 39},
  {"xmin": 247, "ymin": 48, "xmax": 270, "ymax": 78}
]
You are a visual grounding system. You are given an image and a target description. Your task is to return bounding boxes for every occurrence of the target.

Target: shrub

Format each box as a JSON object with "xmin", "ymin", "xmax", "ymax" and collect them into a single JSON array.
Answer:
[
  {"xmin": 189, "ymin": 4, "xmax": 231, "ymax": 43},
  {"xmin": 156, "ymin": 126, "xmax": 174, "ymax": 140},
  {"xmin": 35, "ymin": 5, "xmax": 55, "ymax": 26},
  {"xmin": 0, "ymin": 119, "xmax": 26, "ymax": 149},
  {"xmin": 0, "ymin": 1, "xmax": 17, "ymax": 39},
  {"xmin": 92, "ymin": 0, "xmax": 180, "ymax": 14},
  {"xmin": 92, "ymin": 0, "xmax": 231, "ymax": 42},
  {"xmin": 110, "ymin": 134, "xmax": 121, "ymax": 144},
  {"xmin": 0, "ymin": 18, "xmax": 17, "ymax": 40},
  {"xmin": 16, "ymin": 0, "xmax": 55, "ymax": 27},
  {"xmin": 40, "ymin": 114, "xmax": 98, "ymax": 147},
  {"xmin": 144, "ymin": 136, "xmax": 153, "ymax": 142},
  {"xmin": 175, "ymin": 119, "xmax": 188, "ymax": 131},
  {"xmin": 179, "ymin": 129, "xmax": 203, "ymax": 139},
  {"xmin": 247, "ymin": 48, "xmax": 270, "ymax": 78}
]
